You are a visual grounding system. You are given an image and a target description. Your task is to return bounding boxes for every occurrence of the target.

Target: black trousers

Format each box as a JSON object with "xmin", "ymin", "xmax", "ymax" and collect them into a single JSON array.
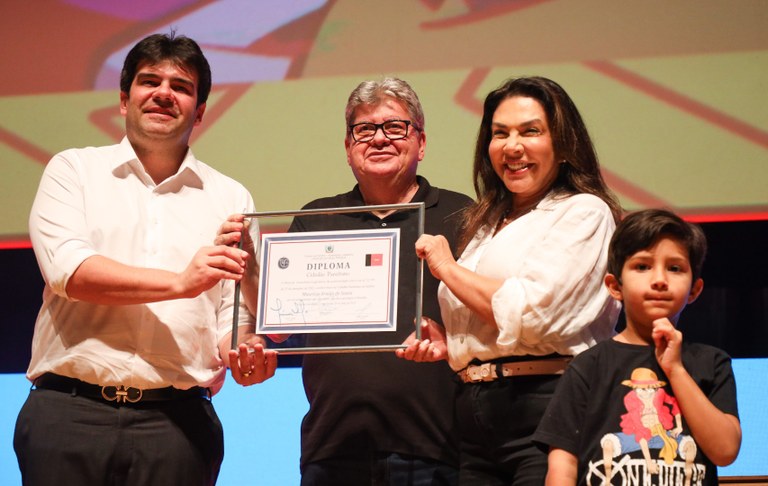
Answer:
[
  {"xmin": 14, "ymin": 387, "xmax": 224, "ymax": 486},
  {"xmin": 301, "ymin": 452, "xmax": 458, "ymax": 486},
  {"xmin": 456, "ymin": 375, "xmax": 560, "ymax": 485}
]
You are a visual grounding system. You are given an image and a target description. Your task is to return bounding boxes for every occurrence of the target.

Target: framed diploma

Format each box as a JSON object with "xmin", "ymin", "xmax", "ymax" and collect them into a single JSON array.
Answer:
[
  {"xmin": 256, "ymin": 229, "xmax": 400, "ymax": 334},
  {"xmin": 230, "ymin": 202, "xmax": 426, "ymax": 354}
]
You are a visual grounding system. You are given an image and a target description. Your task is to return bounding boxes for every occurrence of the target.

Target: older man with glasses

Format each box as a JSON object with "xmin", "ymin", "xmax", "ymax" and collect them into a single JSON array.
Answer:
[
  {"xmin": 287, "ymin": 76, "xmax": 473, "ymax": 486},
  {"xmin": 251, "ymin": 77, "xmax": 471, "ymax": 485}
]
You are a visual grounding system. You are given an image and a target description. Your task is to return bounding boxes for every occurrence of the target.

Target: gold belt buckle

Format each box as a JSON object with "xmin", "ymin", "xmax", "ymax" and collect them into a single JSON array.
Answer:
[
  {"xmin": 101, "ymin": 385, "xmax": 143, "ymax": 403},
  {"xmin": 465, "ymin": 363, "xmax": 495, "ymax": 383}
]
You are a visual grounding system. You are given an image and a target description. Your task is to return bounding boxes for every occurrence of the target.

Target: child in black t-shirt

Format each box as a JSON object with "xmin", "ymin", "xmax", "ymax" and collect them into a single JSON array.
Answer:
[{"xmin": 534, "ymin": 209, "xmax": 741, "ymax": 485}]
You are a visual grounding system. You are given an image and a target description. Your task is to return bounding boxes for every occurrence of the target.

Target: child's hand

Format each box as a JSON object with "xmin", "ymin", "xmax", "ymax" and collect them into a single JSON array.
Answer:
[{"xmin": 653, "ymin": 318, "xmax": 684, "ymax": 376}]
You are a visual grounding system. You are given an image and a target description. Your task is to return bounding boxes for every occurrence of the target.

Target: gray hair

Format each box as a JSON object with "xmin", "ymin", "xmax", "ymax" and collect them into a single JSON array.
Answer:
[{"xmin": 345, "ymin": 77, "xmax": 425, "ymax": 131}]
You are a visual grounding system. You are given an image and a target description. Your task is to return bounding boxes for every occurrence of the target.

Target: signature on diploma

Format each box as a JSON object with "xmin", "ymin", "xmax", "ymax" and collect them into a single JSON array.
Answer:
[{"xmin": 269, "ymin": 298, "xmax": 307, "ymax": 324}]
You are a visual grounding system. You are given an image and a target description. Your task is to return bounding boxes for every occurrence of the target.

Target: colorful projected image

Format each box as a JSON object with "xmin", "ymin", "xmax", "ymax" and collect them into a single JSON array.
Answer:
[
  {"xmin": 1, "ymin": 0, "xmax": 767, "ymax": 242},
  {"xmin": 2, "ymin": 3, "xmax": 766, "ymax": 483}
]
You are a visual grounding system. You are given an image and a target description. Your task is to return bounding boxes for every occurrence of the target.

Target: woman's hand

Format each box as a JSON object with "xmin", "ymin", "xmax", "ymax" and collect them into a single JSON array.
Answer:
[
  {"xmin": 415, "ymin": 234, "xmax": 455, "ymax": 281},
  {"xmin": 416, "ymin": 234, "xmax": 504, "ymax": 329}
]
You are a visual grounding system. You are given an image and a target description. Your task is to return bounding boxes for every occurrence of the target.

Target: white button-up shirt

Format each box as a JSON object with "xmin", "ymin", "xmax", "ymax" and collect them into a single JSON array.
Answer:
[
  {"xmin": 27, "ymin": 137, "xmax": 257, "ymax": 394},
  {"xmin": 440, "ymin": 193, "xmax": 621, "ymax": 371}
]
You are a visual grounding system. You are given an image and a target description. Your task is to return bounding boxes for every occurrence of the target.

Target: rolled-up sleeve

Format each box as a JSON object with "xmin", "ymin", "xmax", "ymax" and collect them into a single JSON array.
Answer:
[
  {"xmin": 29, "ymin": 151, "xmax": 97, "ymax": 299},
  {"xmin": 490, "ymin": 196, "xmax": 616, "ymax": 350}
]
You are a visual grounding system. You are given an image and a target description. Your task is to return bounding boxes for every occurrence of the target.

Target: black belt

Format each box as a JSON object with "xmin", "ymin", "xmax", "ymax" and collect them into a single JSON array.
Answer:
[{"xmin": 34, "ymin": 373, "xmax": 210, "ymax": 404}]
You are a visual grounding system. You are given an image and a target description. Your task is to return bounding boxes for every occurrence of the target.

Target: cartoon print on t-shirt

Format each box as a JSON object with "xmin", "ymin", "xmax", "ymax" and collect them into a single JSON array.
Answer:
[{"xmin": 590, "ymin": 368, "xmax": 706, "ymax": 485}]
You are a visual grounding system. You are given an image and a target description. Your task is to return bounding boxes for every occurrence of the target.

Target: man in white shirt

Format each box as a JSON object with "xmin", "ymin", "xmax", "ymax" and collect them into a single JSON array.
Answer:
[{"xmin": 13, "ymin": 32, "xmax": 276, "ymax": 486}]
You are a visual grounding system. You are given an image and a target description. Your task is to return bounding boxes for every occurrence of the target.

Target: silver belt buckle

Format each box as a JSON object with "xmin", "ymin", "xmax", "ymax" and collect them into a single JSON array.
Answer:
[
  {"xmin": 466, "ymin": 363, "xmax": 495, "ymax": 382},
  {"xmin": 101, "ymin": 385, "xmax": 143, "ymax": 403}
]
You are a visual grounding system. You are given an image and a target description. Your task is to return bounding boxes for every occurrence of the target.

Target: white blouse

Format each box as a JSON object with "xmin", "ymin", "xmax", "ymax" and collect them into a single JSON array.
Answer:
[{"xmin": 439, "ymin": 192, "xmax": 621, "ymax": 371}]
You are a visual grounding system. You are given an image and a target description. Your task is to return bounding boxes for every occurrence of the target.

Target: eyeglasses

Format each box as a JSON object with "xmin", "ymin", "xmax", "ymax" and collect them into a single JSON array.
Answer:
[{"xmin": 348, "ymin": 120, "xmax": 417, "ymax": 142}]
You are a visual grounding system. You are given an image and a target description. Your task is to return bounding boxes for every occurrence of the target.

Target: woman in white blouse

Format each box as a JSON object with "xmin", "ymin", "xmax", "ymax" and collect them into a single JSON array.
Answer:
[{"xmin": 399, "ymin": 76, "xmax": 623, "ymax": 484}]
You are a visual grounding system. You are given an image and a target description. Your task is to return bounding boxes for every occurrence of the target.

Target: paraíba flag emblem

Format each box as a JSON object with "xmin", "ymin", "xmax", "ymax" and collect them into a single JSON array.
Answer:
[{"xmin": 365, "ymin": 254, "xmax": 383, "ymax": 266}]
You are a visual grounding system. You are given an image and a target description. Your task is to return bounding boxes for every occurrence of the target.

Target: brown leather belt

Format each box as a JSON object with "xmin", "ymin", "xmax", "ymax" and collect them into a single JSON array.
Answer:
[
  {"xmin": 458, "ymin": 357, "xmax": 572, "ymax": 383},
  {"xmin": 34, "ymin": 373, "xmax": 210, "ymax": 404}
]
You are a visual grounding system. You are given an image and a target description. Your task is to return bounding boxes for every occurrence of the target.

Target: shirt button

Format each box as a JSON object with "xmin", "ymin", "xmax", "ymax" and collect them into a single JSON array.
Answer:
[{"xmin": 381, "ymin": 222, "xmax": 387, "ymax": 227}]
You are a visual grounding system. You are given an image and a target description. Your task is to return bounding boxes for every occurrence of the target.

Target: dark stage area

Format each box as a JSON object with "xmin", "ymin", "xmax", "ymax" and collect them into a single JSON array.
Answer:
[{"xmin": 2, "ymin": 220, "xmax": 767, "ymax": 373}]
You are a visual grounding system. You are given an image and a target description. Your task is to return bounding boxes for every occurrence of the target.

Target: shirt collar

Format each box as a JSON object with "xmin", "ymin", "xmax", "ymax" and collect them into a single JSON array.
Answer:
[
  {"xmin": 110, "ymin": 137, "xmax": 140, "ymax": 171},
  {"xmin": 348, "ymin": 176, "xmax": 439, "ymax": 222},
  {"xmin": 349, "ymin": 176, "xmax": 437, "ymax": 207},
  {"xmin": 412, "ymin": 176, "xmax": 439, "ymax": 208},
  {"xmin": 535, "ymin": 190, "xmax": 567, "ymax": 211},
  {"xmin": 112, "ymin": 137, "xmax": 203, "ymax": 188}
]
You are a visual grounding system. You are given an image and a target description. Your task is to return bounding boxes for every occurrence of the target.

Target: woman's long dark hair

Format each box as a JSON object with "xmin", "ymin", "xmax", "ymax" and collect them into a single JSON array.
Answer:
[{"xmin": 457, "ymin": 76, "xmax": 622, "ymax": 253}]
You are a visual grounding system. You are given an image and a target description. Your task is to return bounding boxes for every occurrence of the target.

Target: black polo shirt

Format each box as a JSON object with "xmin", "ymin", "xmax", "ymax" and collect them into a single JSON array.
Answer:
[{"xmin": 289, "ymin": 176, "xmax": 472, "ymax": 468}]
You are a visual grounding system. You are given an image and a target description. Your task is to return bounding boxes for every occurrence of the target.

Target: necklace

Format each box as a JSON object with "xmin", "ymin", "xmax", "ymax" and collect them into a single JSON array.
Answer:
[
  {"xmin": 495, "ymin": 208, "xmax": 516, "ymax": 234},
  {"xmin": 498, "ymin": 202, "xmax": 539, "ymax": 231}
]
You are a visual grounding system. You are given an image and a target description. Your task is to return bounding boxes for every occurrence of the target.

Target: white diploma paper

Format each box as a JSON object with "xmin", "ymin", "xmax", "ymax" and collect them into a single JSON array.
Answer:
[{"xmin": 256, "ymin": 229, "xmax": 400, "ymax": 333}]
